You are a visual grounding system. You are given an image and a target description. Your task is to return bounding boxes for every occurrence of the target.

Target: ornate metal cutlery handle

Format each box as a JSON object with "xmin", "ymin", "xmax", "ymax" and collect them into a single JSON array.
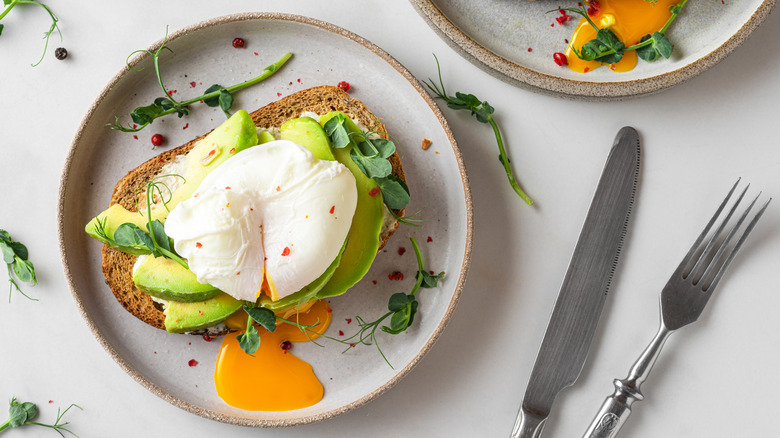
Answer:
[{"xmin": 583, "ymin": 325, "xmax": 672, "ymax": 438}]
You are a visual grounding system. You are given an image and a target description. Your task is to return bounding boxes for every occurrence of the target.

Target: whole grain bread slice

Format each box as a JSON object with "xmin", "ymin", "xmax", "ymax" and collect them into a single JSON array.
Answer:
[{"xmin": 101, "ymin": 85, "xmax": 405, "ymax": 332}]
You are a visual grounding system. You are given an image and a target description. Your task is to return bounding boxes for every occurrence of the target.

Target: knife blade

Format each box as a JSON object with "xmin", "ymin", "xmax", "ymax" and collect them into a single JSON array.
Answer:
[{"xmin": 511, "ymin": 127, "xmax": 640, "ymax": 438}]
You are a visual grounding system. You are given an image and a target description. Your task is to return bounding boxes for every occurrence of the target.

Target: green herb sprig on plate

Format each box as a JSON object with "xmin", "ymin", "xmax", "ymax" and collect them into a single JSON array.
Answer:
[
  {"xmin": 109, "ymin": 29, "xmax": 292, "ymax": 133},
  {"xmin": 0, "ymin": 397, "xmax": 81, "ymax": 437},
  {"xmin": 423, "ymin": 55, "xmax": 533, "ymax": 206},
  {"xmin": 0, "ymin": 230, "xmax": 37, "ymax": 302},
  {"xmin": 559, "ymin": 0, "xmax": 688, "ymax": 65},
  {"xmin": 0, "ymin": 0, "xmax": 61, "ymax": 66}
]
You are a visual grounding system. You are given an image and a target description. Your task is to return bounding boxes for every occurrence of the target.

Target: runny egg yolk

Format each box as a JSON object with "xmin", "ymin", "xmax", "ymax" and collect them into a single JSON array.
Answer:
[
  {"xmin": 565, "ymin": 0, "xmax": 678, "ymax": 73},
  {"xmin": 214, "ymin": 300, "xmax": 332, "ymax": 411}
]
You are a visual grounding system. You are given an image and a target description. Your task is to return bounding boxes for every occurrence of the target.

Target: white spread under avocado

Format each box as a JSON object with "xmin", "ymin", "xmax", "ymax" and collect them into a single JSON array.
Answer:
[{"xmin": 164, "ymin": 140, "xmax": 358, "ymax": 302}]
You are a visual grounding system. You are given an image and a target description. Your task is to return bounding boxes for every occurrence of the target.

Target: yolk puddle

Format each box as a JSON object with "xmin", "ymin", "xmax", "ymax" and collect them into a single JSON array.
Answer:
[
  {"xmin": 214, "ymin": 299, "xmax": 332, "ymax": 411},
  {"xmin": 565, "ymin": 0, "xmax": 678, "ymax": 73}
]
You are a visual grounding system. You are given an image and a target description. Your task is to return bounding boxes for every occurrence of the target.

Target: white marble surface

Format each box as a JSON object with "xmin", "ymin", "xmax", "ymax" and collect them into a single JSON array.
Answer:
[{"xmin": 1, "ymin": 1, "xmax": 779, "ymax": 437}]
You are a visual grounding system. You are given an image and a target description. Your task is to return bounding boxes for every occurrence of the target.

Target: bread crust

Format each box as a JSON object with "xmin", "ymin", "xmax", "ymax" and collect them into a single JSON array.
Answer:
[{"xmin": 101, "ymin": 86, "xmax": 405, "ymax": 332}]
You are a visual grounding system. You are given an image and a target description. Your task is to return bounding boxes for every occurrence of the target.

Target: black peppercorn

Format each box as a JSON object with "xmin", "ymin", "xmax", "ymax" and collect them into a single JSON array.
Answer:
[{"xmin": 54, "ymin": 47, "xmax": 68, "ymax": 60}]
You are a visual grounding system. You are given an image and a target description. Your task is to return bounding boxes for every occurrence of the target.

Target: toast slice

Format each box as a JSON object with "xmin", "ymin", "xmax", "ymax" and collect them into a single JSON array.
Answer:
[{"xmin": 101, "ymin": 85, "xmax": 406, "ymax": 332}]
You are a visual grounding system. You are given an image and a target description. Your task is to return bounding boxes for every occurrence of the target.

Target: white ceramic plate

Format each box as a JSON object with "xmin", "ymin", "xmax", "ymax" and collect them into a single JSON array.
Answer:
[
  {"xmin": 411, "ymin": 0, "xmax": 778, "ymax": 100},
  {"xmin": 57, "ymin": 13, "xmax": 472, "ymax": 427}
]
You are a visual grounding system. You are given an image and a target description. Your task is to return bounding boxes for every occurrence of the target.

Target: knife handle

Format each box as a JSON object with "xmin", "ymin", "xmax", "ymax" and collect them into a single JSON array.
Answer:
[{"xmin": 510, "ymin": 406, "xmax": 546, "ymax": 438}]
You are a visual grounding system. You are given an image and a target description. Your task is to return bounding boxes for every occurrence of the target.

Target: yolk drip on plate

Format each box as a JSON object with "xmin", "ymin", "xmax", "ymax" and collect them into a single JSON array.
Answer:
[
  {"xmin": 565, "ymin": 0, "xmax": 678, "ymax": 73},
  {"xmin": 214, "ymin": 300, "xmax": 332, "ymax": 411}
]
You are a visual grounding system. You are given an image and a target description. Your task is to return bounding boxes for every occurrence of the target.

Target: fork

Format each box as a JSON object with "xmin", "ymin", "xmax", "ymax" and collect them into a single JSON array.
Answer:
[{"xmin": 582, "ymin": 180, "xmax": 771, "ymax": 438}]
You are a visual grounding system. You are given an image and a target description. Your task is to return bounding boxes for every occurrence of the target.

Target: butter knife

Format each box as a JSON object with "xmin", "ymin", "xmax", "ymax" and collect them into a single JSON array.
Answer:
[{"xmin": 511, "ymin": 127, "xmax": 640, "ymax": 438}]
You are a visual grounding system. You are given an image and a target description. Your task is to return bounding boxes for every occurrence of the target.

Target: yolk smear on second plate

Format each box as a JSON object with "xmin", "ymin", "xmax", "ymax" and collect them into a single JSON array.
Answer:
[
  {"xmin": 565, "ymin": 0, "xmax": 678, "ymax": 73},
  {"xmin": 214, "ymin": 299, "xmax": 332, "ymax": 411}
]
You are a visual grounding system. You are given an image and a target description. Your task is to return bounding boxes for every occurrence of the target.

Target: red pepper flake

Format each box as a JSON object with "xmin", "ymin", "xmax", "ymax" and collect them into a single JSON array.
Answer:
[
  {"xmin": 48, "ymin": 400, "xmax": 53, "ymax": 404},
  {"xmin": 429, "ymin": 270, "xmax": 435, "ymax": 275},
  {"xmin": 195, "ymin": 242, "xmax": 203, "ymax": 248},
  {"xmin": 337, "ymin": 81, "xmax": 350, "ymax": 92},
  {"xmin": 372, "ymin": 280, "xmax": 377, "ymax": 285},
  {"xmin": 338, "ymin": 330, "xmax": 344, "ymax": 336},
  {"xmin": 198, "ymin": 310, "xmax": 203, "ymax": 316},
  {"xmin": 250, "ymin": 208, "xmax": 254, "ymax": 211},
  {"xmin": 427, "ymin": 236, "xmax": 433, "ymax": 242},
  {"xmin": 225, "ymin": 186, "xmax": 231, "ymax": 190},
  {"xmin": 368, "ymin": 187, "xmax": 380, "ymax": 197},
  {"xmin": 280, "ymin": 340, "xmax": 292, "ymax": 351},
  {"xmin": 527, "ymin": 48, "xmax": 532, "ymax": 52},
  {"xmin": 159, "ymin": 157, "xmax": 164, "ymax": 162},
  {"xmin": 388, "ymin": 271, "xmax": 404, "ymax": 281},
  {"xmin": 167, "ymin": 89, "xmax": 177, "ymax": 96},
  {"xmin": 229, "ymin": 147, "xmax": 236, "ymax": 154},
  {"xmin": 133, "ymin": 135, "xmax": 138, "ymax": 140},
  {"xmin": 345, "ymin": 318, "xmax": 352, "ymax": 324},
  {"xmin": 154, "ymin": 351, "xmax": 157, "ymax": 354},
  {"xmin": 236, "ymin": 271, "xmax": 241, "ymax": 276},
  {"xmin": 253, "ymin": 52, "xmax": 259, "ymax": 56},
  {"xmin": 281, "ymin": 247, "xmax": 291, "ymax": 257},
  {"xmin": 182, "ymin": 123, "xmax": 189, "ymax": 130},
  {"xmin": 587, "ymin": 1, "xmax": 601, "ymax": 16},
  {"xmin": 556, "ymin": 14, "xmax": 571, "ymax": 25},
  {"xmin": 202, "ymin": 335, "xmax": 212, "ymax": 342},
  {"xmin": 277, "ymin": 92, "xmax": 282, "ymax": 97},
  {"xmin": 232, "ymin": 37, "xmax": 245, "ymax": 48},
  {"xmin": 584, "ymin": 67, "xmax": 590, "ymax": 73},
  {"xmin": 188, "ymin": 359, "xmax": 198, "ymax": 367},
  {"xmin": 329, "ymin": 205, "xmax": 335, "ymax": 214},
  {"xmin": 189, "ymin": 81, "xmax": 197, "ymax": 88},
  {"xmin": 276, "ymin": 186, "xmax": 281, "ymax": 192},
  {"xmin": 553, "ymin": 52, "xmax": 569, "ymax": 66},
  {"xmin": 208, "ymin": 149, "xmax": 216, "ymax": 157},
  {"xmin": 550, "ymin": 23, "xmax": 555, "ymax": 27},
  {"xmin": 398, "ymin": 247, "xmax": 406, "ymax": 256},
  {"xmin": 297, "ymin": 78, "xmax": 301, "ymax": 83}
]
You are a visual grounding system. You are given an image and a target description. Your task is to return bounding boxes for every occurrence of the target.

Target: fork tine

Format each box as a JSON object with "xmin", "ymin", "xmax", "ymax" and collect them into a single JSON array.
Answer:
[
  {"xmin": 680, "ymin": 179, "xmax": 740, "ymax": 276},
  {"xmin": 698, "ymin": 192, "xmax": 758, "ymax": 287},
  {"xmin": 705, "ymin": 197, "xmax": 772, "ymax": 292}
]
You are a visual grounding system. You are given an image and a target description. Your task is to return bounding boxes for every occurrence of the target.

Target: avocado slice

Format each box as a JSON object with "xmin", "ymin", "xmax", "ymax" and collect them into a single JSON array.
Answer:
[
  {"xmin": 164, "ymin": 293, "xmax": 244, "ymax": 333},
  {"xmin": 85, "ymin": 110, "xmax": 259, "ymax": 253},
  {"xmin": 280, "ymin": 117, "xmax": 336, "ymax": 161},
  {"xmin": 315, "ymin": 112, "xmax": 385, "ymax": 299},
  {"xmin": 133, "ymin": 255, "xmax": 220, "ymax": 302}
]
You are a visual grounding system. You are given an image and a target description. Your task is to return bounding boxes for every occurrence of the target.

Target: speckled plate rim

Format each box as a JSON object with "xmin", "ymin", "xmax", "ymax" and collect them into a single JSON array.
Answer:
[
  {"xmin": 410, "ymin": 0, "xmax": 778, "ymax": 101},
  {"xmin": 56, "ymin": 12, "xmax": 473, "ymax": 428}
]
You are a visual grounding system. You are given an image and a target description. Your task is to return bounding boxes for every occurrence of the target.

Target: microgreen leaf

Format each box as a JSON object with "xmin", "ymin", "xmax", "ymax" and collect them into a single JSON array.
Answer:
[
  {"xmin": 8, "ymin": 403, "xmax": 28, "ymax": 428},
  {"xmin": 8, "ymin": 242, "xmax": 27, "ymax": 261},
  {"xmin": 218, "ymin": 89, "xmax": 233, "ymax": 118},
  {"xmin": 130, "ymin": 104, "xmax": 165, "ymax": 127},
  {"xmin": 1, "ymin": 230, "xmax": 38, "ymax": 302},
  {"xmin": 0, "ymin": 242, "xmax": 14, "ymax": 265},
  {"xmin": 387, "ymin": 292, "xmax": 415, "ymax": 312},
  {"xmin": 418, "ymin": 269, "xmax": 445, "ymax": 289},
  {"xmin": 237, "ymin": 324, "xmax": 261, "ymax": 355},
  {"xmin": 653, "ymin": 31, "xmax": 674, "ymax": 58},
  {"xmin": 636, "ymin": 35, "xmax": 660, "ymax": 62},
  {"xmin": 349, "ymin": 147, "xmax": 392, "ymax": 179},
  {"xmin": 375, "ymin": 176, "xmax": 410, "ymax": 210},
  {"xmin": 0, "ymin": 24, "xmax": 4, "ymax": 36},
  {"xmin": 202, "ymin": 84, "xmax": 223, "ymax": 107},
  {"xmin": 323, "ymin": 114, "xmax": 350, "ymax": 149},
  {"xmin": 244, "ymin": 305, "xmax": 277, "ymax": 332},
  {"xmin": 147, "ymin": 220, "xmax": 171, "ymax": 254},
  {"xmin": 113, "ymin": 223, "xmax": 154, "ymax": 253}
]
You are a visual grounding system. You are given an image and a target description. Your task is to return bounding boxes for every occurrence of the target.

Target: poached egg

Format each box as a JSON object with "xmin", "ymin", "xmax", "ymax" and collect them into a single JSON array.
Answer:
[{"xmin": 165, "ymin": 139, "xmax": 358, "ymax": 302}]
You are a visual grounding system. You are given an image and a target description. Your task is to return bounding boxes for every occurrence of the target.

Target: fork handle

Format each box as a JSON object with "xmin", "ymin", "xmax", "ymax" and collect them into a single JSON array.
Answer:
[{"xmin": 583, "ymin": 325, "xmax": 673, "ymax": 438}]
